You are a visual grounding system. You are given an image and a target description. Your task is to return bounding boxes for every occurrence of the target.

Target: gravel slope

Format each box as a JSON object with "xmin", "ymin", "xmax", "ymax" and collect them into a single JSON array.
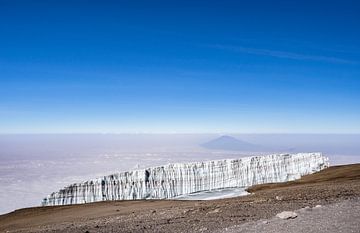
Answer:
[{"xmin": 222, "ymin": 198, "xmax": 360, "ymax": 233}]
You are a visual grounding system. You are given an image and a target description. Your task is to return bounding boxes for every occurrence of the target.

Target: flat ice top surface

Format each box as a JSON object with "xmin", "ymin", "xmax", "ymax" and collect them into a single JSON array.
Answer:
[{"xmin": 172, "ymin": 187, "xmax": 249, "ymax": 200}]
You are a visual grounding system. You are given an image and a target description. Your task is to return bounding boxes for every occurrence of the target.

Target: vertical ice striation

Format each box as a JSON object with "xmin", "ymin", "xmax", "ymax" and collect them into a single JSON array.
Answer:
[{"xmin": 42, "ymin": 153, "xmax": 329, "ymax": 206}]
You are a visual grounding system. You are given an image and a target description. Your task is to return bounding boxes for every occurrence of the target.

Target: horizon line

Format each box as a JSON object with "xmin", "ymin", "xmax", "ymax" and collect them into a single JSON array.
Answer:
[{"xmin": 1, "ymin": 132, "xmax": 359, "ymax": 135}]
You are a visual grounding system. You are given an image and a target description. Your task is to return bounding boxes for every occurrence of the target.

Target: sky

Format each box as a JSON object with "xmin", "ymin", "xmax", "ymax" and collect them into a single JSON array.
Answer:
[{"xmin": 0, "ymin": 0, "xmax": 359, "ymax": 133}]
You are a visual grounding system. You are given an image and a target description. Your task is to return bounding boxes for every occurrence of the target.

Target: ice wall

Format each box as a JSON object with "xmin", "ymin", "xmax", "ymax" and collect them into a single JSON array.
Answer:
[{"xmin": 42, "ymin": 153, "xmax": 329, "ymax": 206}]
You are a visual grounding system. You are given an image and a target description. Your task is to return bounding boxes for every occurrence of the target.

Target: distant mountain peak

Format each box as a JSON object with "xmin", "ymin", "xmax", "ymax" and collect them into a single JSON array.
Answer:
[
  {"xmin": 201, "ymin": 135, "xmax": 261, "ymax": 152},
  {"xmin": 215, "ymin": 135, "xmax": 240, "ymax": 141}
]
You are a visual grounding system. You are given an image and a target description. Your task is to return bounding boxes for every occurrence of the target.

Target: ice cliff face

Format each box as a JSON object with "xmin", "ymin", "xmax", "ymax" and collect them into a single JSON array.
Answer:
[{"xmin": 42, "ymin": 153, "xmax": 329, "ymax": 206}]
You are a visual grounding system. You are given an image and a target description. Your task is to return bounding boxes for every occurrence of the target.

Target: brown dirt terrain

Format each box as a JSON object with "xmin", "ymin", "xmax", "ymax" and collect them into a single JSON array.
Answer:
[{"xmin": 1, "ymin": 164, "xmax": 360, "ymax": 233}]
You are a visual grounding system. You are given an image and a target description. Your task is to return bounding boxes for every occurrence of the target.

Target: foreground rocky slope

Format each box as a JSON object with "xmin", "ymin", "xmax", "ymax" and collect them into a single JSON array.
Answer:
[
  {"xmin": 1, "ymin": 163, "xmax": 359, "ymax": 233},
  {"xmin": 42, "ymin": 153, "xmax": 328, "ymax": 206},
  {"xmin": 221, "ymin": 199, "xmax": 360, "ymax": 233}
]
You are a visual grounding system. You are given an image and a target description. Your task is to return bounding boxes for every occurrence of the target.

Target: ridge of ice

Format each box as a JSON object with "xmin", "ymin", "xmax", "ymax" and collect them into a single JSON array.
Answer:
[{"xmin": 42, "ymin": 152, "xmax": 329, "ymax": 206}]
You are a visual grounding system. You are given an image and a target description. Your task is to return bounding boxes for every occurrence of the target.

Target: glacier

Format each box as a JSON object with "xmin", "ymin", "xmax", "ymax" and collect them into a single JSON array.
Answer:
[{"xmin": 42, "ymin": 152, "xmax": 329, "ymax": 206}]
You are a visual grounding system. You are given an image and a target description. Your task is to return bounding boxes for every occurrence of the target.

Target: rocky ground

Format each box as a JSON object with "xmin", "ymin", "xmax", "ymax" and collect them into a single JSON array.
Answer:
[
  {"xmin": 221, "ymin": 199, "xmax": 360, "ymax": 233},
  {"xmin": 1, "ymin": 164, "xmax": 359, "ymax": 233}
]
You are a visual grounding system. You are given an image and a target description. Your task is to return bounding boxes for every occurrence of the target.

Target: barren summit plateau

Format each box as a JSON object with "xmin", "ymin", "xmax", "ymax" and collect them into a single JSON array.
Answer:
[{"xmin": 1, "ymin": 163, "xmax": 359, "ymax": 233}]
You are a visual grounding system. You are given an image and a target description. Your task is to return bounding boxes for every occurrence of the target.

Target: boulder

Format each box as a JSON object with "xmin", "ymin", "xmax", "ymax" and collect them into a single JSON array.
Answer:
[{"xmin": 276, "ymin": 211, "xmax": 298, "ymax": 219}]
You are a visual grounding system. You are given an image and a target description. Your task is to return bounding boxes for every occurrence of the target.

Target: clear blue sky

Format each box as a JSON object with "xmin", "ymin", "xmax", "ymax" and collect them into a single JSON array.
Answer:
[{"xmin": 0, "ymin": 0, "xmax": 359, "ymax": 133}]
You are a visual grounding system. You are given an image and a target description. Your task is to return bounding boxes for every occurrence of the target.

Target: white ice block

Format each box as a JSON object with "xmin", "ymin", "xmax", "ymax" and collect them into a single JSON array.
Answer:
[{"xmin": 42, "ymin": 152, "xmax": 329, "ymax": 206}]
